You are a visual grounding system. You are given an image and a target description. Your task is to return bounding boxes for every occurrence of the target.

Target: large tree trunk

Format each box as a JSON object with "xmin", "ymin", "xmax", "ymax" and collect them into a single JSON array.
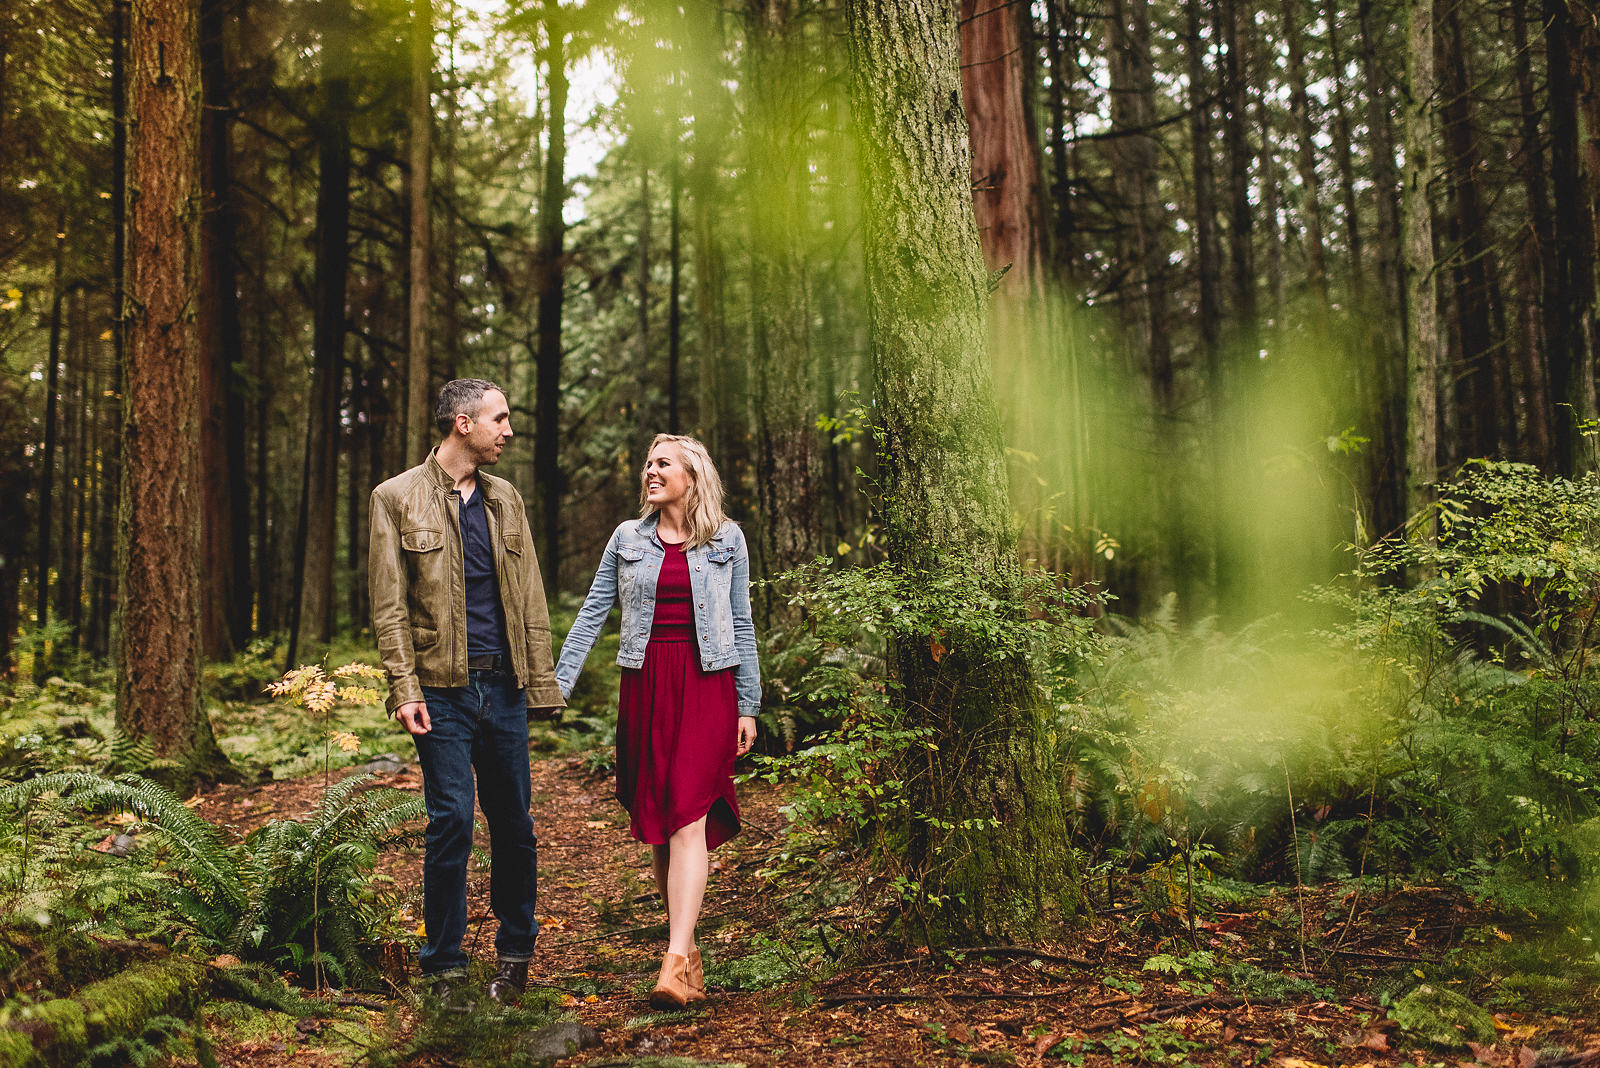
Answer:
[
  {"xmin": 1322, "ymin": 0, "xmax": 1363, "ymax": 301},
  {"xmin": 1279, "ymin": 0, "xmax": 1327, "ymax": 305},
  {"xmin": 293, "ymin": 0, "xmax": 353, "ymax": 655},
  {"xmin": 746, "ymin": 0, "xmax": 823, "ymax": 619},
  {"xmin": 1404, "ymin": 0, "xmax": 1439, "ymax": 534},
  {"xmin": 959, "ymin": 0, "xmax": 1052, "ymax": 566},
  {"xmin": 1544, "ymin": 0, "xmax": 1598, "ymax": 472},
  {"xmin": 533, "ymin": 3, "xmax": 567, "ymax": 590},
  {"xmin": 1106, "ymin": 0, "xmax": 1185, "ymax": 610},
  {"xmin": 843, "ymin": 0, "xmax": 1082, "ymax": 941},
  {"xmin": 35, "ymin": 217, "xmax": 65, "ymax": 682},
  {"xmin": 1513, "ymin": 0, "xmax": 1554, "ymax": 464},
  {"xmin": 406, "ymin": 0, "xmax": 433, "ymax": 466},
  {"xmin": 1359, "ymin": 0, "xmax": 1406, "ymax": 540},
  {"xmin": 1438, "ymin": 1, "xmax": 1504, "ymax": 461},
  {"xmin": 198, "ymin": 0, "xmax": 248, "ymax": 658},
  {"xmin": 1186, "ymin": 0, "xmax": 1223, "ymax": 608},
  {"xmin": 119, "ymin": 0, "xmax": 228, "ymax": 779}
]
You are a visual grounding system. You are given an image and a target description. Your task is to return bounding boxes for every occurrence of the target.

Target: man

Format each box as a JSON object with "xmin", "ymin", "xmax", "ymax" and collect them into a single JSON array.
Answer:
[{"xmin": 369, "ymin": 378, "xmax": 564, "ymax": 1005}]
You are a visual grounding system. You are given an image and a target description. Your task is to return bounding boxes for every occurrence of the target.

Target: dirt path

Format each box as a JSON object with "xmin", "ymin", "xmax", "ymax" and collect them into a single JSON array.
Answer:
[{"xmin": 190, "ymin": 755, "xmax": 1600, "ymax": 1067}]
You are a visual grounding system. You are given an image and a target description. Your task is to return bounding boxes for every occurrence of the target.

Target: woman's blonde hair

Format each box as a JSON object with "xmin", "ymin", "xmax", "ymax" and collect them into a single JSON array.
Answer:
[{"xmin": 638, "ymin": 434, "xmax": 728, "ymax": 549}]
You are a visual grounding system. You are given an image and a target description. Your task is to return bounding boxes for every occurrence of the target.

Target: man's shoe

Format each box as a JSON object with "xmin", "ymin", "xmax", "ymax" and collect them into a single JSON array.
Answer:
[
  {"xmin": 487, "ymin": 959, "xmax": 529, "ymax": 1006},
  {"xmin": 649, "ymin": 952, "xmax": 693, "ymax": 1009},
  {"xmin": 426, "ymin": 972, "xmax": 468, "ymax": 1012}
]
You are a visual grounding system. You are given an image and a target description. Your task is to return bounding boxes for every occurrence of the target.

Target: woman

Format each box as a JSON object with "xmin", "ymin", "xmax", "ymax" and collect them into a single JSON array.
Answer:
[{"xmin": 556, "ymin": 434, "xmax": 760, "ymax": 1007}]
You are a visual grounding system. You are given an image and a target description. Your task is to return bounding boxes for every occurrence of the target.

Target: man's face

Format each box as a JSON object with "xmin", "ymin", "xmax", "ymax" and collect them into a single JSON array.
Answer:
[{"xmin": 459, "ymin": 389, "xmax": 512, "ymax": 466}]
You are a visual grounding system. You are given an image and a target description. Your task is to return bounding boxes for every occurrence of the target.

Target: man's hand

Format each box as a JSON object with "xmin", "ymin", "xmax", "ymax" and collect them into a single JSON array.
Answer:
[
  {"xmin": 736, "ymin": 715, "xmax": 757, "ymax": 757},
  {"xmin": 397, "ymin": 701, "xmax": 431, "ymax": 735}
]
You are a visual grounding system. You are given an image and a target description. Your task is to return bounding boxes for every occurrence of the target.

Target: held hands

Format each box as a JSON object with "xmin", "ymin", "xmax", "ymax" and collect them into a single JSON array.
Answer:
[
  {"xmin": 736, "ymin": 715, "xmax": 758, "ymax": 757},
  {"xmin": 396, "ymin": 701, "xmax": 431, "ymax": 735}
]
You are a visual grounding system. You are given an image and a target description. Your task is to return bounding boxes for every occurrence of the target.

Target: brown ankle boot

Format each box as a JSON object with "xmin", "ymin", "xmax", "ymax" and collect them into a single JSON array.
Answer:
[
  {"xmin": 686, "ymin": 946, "xmax": 706, "ymax": 1002},
  {"xmin": 650, "ymin": 952, "xmax": 692, "ymax": 1009}
]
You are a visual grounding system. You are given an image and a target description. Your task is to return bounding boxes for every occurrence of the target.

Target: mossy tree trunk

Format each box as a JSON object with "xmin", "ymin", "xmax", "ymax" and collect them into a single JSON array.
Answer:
[
  {"xmin": 842, "ymin": 0, "xmax": 1083, "ymax": 942},
  {"xmin": 118, "ymin": 0, "xmax": 229, "ymax": 782}
]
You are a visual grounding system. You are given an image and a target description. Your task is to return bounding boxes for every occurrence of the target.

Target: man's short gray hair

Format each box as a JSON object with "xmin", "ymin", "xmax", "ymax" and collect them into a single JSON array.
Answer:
[{"xmin": 435, "ymin": 378, "xmax": 503, "ymax": 438}]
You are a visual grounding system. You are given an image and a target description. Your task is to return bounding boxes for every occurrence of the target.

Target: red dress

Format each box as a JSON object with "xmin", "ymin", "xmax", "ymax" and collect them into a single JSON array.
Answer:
[{"xmin": 616, "ymin": 540, "xmax": 741, "ymax": 849}]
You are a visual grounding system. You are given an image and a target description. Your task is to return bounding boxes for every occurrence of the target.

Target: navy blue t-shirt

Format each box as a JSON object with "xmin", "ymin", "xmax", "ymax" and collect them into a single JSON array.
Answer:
[{"xmin": 454, "ymin": 480, "xmax": 508, "ymax": 658}]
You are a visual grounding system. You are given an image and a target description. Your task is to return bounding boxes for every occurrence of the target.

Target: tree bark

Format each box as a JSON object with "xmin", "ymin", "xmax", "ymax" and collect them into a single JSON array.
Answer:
[
  {"xmin": 1279, "ymin": 0, "xmax": 1328, "ymax": 304},
  {"xmin": 534, "ymin": 1, "xmax": 567, "ymax": 590},
  {"xmin": 1437, "ymin": 1, "xmax": 1504, "ymax": 460},
  {"xmin": 1323, "ymin": 0, "xmax": 1363, "ymax": 300},
  {"xmin": 1544, "ymin": 0, "xmax": 1598, "ymax": 472},
  {"xmin": 1513, "ymin": 0, "xmax": 1554, "ymax": 464},
  {"xmin": 1404, "ymin": 0, "xmax": 1439, "ymax": 534},
  {"xmin": 747, "ymin": 0, "xmax": 823, "ymax": 619},
  {"xmin": 667, "ymin": 150, "xmax": 682, "ymax": 434},
  {"xmin": 36, "ymin": 216, "xmax": 65, "ymax": 681},
  {"xmin": 406, "ymin": 0, "xmax": 434, "ymax": 466},
  {"xmin": 844, "ymin": 0, "xmax": 1082, "ymax": 941},
  {"xmin": 119, "ymin": 0, "xmax": 228, "ymax": 777},
  {"xmin": 294, "ymin": 0, "xmax": 353, "ymax": 655},
  {"xmin": 1359, "ymin": 0, "xmax": 1407, "ymax": 540},
  {"xmin": 198, "ymin": 0, "xmax": 248, "ymax": 657}
]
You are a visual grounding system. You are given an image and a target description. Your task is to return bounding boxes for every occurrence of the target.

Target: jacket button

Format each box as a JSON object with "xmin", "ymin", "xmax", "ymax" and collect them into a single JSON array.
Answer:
[{"xmin": 698, "ymin": 602, "xmax": 705, "ymax": 608}]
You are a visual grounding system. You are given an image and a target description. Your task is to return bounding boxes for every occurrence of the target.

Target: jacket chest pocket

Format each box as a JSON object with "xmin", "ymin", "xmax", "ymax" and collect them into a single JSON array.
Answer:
[
  {"xmin": 705, "ymin": 546, "xmax": 736, "ymax": 588},
  {"xmin": 401, "ymin": 527, "xmax": 445, "ymax": 559},
  {"xmin": 616, "ymin": 545, "xmax": 647, "ymax": 600}
]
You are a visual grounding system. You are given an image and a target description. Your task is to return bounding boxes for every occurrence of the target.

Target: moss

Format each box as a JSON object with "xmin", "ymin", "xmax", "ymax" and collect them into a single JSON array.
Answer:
[
  {"xmin": 76, "ymin": 958, "xmax": 204, "ymax": 1046},
  {"xmin": 9, "ymin": 998, "xmax": 87, "ymax": 1066},
  {"xmin": 1390, "ymin": 984, "xmax": 1496, "ymax": 1049},
  {"xmin": 2, "ymin": 956, "xmax": 205, "ymax": 1067},
  {"xmin": 0, "ymin": 1026, "xmax": 42, "ymax": 1067}
]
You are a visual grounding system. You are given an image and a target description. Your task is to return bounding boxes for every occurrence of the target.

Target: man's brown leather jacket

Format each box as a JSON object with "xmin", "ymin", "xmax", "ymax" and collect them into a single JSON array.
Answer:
[{"xmin": 368, "ymin": 450, "xmax": 564, "ymax": 715}]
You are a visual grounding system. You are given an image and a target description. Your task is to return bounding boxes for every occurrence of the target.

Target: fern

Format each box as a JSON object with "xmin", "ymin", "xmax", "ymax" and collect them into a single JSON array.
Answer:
[{"xmin": 0, "ymin": 770, "xmax": 422, "ymax": 989}]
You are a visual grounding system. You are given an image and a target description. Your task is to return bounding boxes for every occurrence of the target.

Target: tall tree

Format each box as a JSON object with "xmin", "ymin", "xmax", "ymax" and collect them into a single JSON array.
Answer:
[
  {"xmin": 198, "ymin": 0, "xmax": 250, "ymax": 657},
  {"xmin": 746, "ymin": 0, "xmax": 824, "ymax": 620},
  {"xmin": 531, "ymin": 0, "xmax": 570, "ymax": 589},
  {"xmin": 1404, "ymin": 0, "xmax": 1439, "ymax": 533},
  {"xmin": 35, "ymin": 217, "xmax": 65, "ymax": 681},
  {"xmin": 1278, "ymin": 0, "xmax": 1327, "ymax": 304},
  {"xmin": 291, "ymin": 0, "xmax": 354, "ymax": 658},
  {"xmin": 406, "ymin": 0, "xmax": 434, "ymax": 465},
  {"xmin": 844, "ymin": 0, "xmax": 1082, "ymax": 939},
  {"xmin": 119, "ymin": 0, "xmax": 229, "ymax": 777}
]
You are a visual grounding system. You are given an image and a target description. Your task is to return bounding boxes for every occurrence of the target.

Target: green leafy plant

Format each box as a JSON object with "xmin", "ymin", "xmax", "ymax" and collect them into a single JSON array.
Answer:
[{"xmin": 0, "ymin": 771, "xmax": 422, "ymax": 989}]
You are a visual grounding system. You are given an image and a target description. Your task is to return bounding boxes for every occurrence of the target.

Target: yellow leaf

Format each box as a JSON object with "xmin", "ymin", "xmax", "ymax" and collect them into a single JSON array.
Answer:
[
  {"xmin": 99, "ymin": 191, "xmax": 112, "ymax": 199},
  {"xmin": 414, "ymin": 920, "xmax": 427, "ymax": 937},
  {"xmin": 6, "ymin": 288, "xmax": 20, "ymax": 300},
  {"xmin": 583, "ymin": 994, "xmax": 598, "ymax": 1003},
  {"xmin": 99, "ymin": 330, "xmax": 112, "ymax": 340},
  {"xmin": 836, "ymin": 542, "xmax": 852, "ymax": 556},
  {"xmin": 584, "ymin": 820, "xmax": 607, "ymax": 830}
]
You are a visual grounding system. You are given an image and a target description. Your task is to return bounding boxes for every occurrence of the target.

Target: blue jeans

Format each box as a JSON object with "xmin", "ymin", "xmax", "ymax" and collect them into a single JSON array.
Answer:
[{"xmin": 414, "ymin": 673, "xmax": 538, "ymax": 976}]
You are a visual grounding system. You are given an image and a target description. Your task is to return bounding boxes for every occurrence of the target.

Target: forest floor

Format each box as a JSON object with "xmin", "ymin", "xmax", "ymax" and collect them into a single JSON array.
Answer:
[{"xmin": 186, "ymin": 752, "xmax": 1600, "ymax": 1068}]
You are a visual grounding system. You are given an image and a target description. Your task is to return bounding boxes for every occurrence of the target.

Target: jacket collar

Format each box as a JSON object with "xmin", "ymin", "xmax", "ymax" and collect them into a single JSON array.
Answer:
[{"xmin": 425, "ymin": 446, "xmax": 513, "ymax": 507}]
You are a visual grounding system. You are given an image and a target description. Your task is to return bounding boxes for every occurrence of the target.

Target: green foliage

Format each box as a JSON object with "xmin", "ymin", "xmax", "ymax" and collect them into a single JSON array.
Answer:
[
  {"xmin": 750, "ymin": 558, "xmax": 1100, "ymax": 940},
  {"xmin": 700, "ymin": 935, "xmax": 814, "ymax": 992},
  {"xmin": 1387, "ymin": 984, "xmax": 1496, "ymax": 1049},
  {"xmin": 0, "ymin": 771, "xmax": 422, "ymax": 989}
]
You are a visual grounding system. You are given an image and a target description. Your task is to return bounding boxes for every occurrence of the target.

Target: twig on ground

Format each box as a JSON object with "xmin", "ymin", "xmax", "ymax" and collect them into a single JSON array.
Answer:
[{"xmin": 951, "ymin": 946, "xmax": 1094, "ymax": 968}]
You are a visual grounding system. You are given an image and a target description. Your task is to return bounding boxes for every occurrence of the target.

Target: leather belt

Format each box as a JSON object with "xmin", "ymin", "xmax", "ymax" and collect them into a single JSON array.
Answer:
[{"xmin": 466, "ymin": 654, "xmax": 505, "ymax": 672}]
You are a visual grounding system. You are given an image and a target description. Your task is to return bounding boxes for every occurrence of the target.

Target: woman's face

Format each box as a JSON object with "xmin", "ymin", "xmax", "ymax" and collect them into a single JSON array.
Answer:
[{"xmin": 644, "ymin": 442, "xmax": 692, "ymax": 510}]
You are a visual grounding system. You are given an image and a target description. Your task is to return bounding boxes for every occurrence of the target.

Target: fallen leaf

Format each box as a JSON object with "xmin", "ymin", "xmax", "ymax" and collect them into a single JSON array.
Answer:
[
  {"xmin": 1519, "ymin": 1047, "xmax": 1539, "ymax": 1068},
  {"xmin": 1466, "ymin": 1041, "xmax": 1508, "ymax": 1066},
  {"xmin": 585, "ymin": 820, "xmax": 608, "ymax": 829},
  {"xmin": 1276, "ymin": 1058, "xmax": 1331, "ymax": 1068}
]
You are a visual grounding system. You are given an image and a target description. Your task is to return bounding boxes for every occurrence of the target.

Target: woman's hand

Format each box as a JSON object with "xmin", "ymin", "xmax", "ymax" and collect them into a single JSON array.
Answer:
[{"xmin": 736, "ymin": 715, "xmax": 758, "ymax": 756}]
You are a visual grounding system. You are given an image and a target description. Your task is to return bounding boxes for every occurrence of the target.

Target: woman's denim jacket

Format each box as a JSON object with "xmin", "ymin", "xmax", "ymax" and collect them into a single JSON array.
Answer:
[{"xmin": 555, "ymin": 514, "xmax": 760, "ymax": 716}]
